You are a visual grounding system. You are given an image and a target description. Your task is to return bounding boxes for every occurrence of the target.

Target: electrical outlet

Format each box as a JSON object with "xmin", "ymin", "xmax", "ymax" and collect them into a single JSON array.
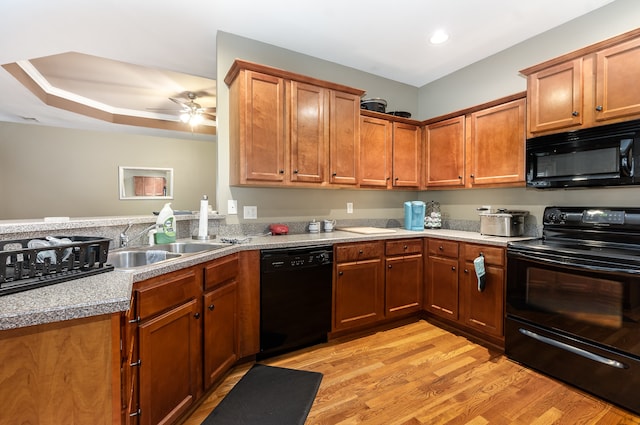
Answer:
[
  {"xmin": 244, "ymin": 206, "xmax": 257, "ymax": 219},
  {"xmin": 228, "ymin": 199, "xmax": 237, "ymax": 215},
  {"xmin": 347, "ymin": 202, "xmax": 353, "ymax": 214}
]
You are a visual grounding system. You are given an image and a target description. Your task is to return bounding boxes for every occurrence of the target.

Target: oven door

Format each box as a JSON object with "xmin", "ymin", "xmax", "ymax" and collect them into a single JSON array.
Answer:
[
  {"xmin": 507, "ymin": 248, "xmax": 640, "ymax": 356},
  {"xmin": 506, "ymin": 247, "xmax": 640, "ymax": 414}
]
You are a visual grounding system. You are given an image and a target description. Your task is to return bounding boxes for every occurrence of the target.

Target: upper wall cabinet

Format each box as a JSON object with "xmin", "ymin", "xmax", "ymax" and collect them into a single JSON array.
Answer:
[
  {"xmin": 522, "ymin": 28, "xmax": 640, "ymax": 138},
  {"xmin": 424, "ymin": 94, "xmax": 525, "ymax": 190},
  {"xmin": 359, "ymin": 113, "xmax": 422, "ymax": 189},
  {"xmin": 225, "ymin": 60, "xmax": 364, "ymax": 188}
]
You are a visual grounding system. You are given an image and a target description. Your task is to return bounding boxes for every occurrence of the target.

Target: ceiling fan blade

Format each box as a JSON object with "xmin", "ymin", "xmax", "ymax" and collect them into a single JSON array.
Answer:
[{"xmin": 169, "ymin": 97, "xmax": 190, "ymax": 108}]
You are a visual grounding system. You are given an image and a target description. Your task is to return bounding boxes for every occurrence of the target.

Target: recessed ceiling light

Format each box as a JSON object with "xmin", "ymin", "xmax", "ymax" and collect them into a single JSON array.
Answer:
[{"xmin": 430, "ymin": 30, "xmax": 449, "ymax": 45}]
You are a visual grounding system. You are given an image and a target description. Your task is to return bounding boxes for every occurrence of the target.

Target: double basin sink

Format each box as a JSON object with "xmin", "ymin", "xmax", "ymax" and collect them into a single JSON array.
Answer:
[{"xmin": 107, "ymin": 242, "xmax": 229, "ymax": 269}]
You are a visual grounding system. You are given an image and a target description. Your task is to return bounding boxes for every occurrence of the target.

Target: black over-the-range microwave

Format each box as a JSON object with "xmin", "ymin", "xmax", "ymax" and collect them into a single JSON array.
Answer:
[{"xmin": 526, "ymin": 119, "xmax": 640, "ymax": 188}]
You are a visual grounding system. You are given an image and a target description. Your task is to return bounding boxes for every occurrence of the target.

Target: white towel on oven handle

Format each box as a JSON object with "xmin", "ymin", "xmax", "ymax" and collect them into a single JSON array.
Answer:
[{"xmin": 473, "ymin": 255, "xmax": 486, "ymax": 292}]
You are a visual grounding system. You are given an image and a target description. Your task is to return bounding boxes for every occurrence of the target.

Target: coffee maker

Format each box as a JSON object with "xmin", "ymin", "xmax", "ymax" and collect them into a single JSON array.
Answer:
[{"xmin": 404, "ymin": 201, "xmax": 426, "ymax": 231}]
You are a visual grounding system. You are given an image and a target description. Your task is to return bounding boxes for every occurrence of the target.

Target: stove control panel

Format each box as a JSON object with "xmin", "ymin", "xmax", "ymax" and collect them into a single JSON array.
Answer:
[{"xmin": 544, "ymin": 207, "xmax": 628, "ymax": 225}]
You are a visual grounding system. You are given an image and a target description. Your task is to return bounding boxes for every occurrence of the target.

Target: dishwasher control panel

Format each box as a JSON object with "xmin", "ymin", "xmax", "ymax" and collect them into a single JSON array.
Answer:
[{"xmin": 261, "ymin": 246, "xmax": 333, "ymax": 272}]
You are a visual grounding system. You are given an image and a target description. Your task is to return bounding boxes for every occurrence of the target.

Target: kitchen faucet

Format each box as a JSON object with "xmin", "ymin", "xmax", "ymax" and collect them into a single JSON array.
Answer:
[{"xmin": 120, "ymin": 223, "xmax": 159, "ymax": 248}]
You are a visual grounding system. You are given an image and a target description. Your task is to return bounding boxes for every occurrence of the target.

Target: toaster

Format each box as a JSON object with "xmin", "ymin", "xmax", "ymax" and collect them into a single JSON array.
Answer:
[{"xmin": 478, "ymin": 209, "xmax": 528, "ymax": 237}]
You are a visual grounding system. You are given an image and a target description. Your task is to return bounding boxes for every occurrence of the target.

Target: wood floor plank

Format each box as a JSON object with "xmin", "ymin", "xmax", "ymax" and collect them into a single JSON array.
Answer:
[{"xmin": 180, "ymin": 320, "xmax": 640, "ymax": 425}]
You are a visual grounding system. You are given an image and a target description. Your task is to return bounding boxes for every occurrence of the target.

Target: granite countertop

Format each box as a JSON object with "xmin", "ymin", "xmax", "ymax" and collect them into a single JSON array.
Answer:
[{"xmin": 0, "ymin": 227, "xmax": 534, "ymax": 331}]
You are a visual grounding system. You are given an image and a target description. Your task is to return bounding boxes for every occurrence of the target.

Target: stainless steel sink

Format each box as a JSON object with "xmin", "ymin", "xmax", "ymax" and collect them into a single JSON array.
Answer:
[
  {"xmin": 152, "ymin": 242, "xmax": 229, "ymax": 254},
  {"xmin": 107, "ymin": 250, "xmax": 182, "ymax": 269}
]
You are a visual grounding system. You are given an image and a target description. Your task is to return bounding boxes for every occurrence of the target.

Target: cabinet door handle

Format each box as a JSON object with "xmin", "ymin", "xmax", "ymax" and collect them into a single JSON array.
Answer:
[
  {"xmin": 464, "ymin": 269, "xmax": 469, "ymax": 273},
  {"xmin": 386, "ymin": 177, "xmax": 391, "ymax": 181},
  {"xmin": 332, "ymin": 172, "xmax": 337, "ymax": 177},
  {"xmin": 194, "ymin": 312, "xmax": 200, "ymax": 319},
  {"xmin": 451, "ymin": 266, "xmax": 456, "ymax": 271},
  {"xmin": 208, "ymin": 304, "xmax": 215, "ymax": 311},
  {"xmin": 128, "ymin": 316, "xmax": 141, "ymax": 324},
  {"xmin": 293, "ymin": 169, "xmax": 299, "ymax": 174},
  {"xmin": 395, "ymin": 177, "xmax": 399, "ymax": 181},
  {"xmin": 279, "ymin": 169, "xmax": 285, "ymax": 174},
  {"xmin": 470, "ymin": 174, "xmax": 475, "ymax": 179},
  {"xmin": 338, "ymin": 271, "xmax": 344, "ymax": 276},
  {"xmin": 130, "ymin": 359, "xmax": 141, "ymax": 367},
  {"xmin": 458, "ymin": 175, "xmax": 462, "ymax": 179},
  {"xmin": 572, "ymin": 111, "xmax": 579, "ymax": 117},
  {"xmin": 129, "ymin": 409, "xmax": 141, "ymax": 418},
  {"xmin": 388, "ymin": 264, "xmax": 392, "ymax": 269},
  {"xmin": 595, "ymin": 105, "xmax": 603, "ymax": 112}
]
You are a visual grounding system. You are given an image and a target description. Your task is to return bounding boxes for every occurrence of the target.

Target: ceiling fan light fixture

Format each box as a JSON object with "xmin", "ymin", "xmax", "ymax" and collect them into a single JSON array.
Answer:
[{"xmin": 179, "ymin": 112, "xmax": 191, "ymax": 123}]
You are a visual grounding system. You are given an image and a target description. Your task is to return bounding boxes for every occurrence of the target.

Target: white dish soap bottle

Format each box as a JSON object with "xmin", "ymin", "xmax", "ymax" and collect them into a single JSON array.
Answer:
[{"xmin": 154, "ymin": 202, "xmax": 176, "ymax": 244}]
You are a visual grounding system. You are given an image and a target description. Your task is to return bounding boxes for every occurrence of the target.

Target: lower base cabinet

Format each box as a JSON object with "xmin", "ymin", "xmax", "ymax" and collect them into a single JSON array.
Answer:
[
  {"xmin": 123, "ymin": 253, "xmax": 245, "ymax": 425},
  {"xmin": 333, "ymin": 241, "xmax": 385, "ymax": 330},
  {"xmin": 126, "ymin": 267, "xmax": 203, "ymax": 425},
  {"xmin": 425, "ymin": 239, "xmax": 506, "ymax": 346}
]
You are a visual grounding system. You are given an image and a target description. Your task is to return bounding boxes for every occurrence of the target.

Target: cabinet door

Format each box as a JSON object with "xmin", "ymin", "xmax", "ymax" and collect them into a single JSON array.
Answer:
[
  {"xmin": 329, "ymin": 90, "xmax": 360, "ymax": 185},
  {"xmin": 334, "ymin": 259, "xmax": 384, "ymax": 330},
  {"xmin": 203, "ymin": 282, "xmax": 237, "ymax": 389},
  {"xmin": 460, "ymin": 262, "xmax": 505, "ymax": 338},
  {"xmin": 425, "ymin": 256, "xmax": 459, "ymax": 320},
  {"xmin": 385, "ymin": 254, "xmax": 423, "ymax": 317},
  {"xmin": 359, "ymin": 116, "xmax": 392, "ymax": 188},
  {"xmin": 468, "ymin": 98, "xmax": 525, "ymax": 187},
  {"xmin": 138, "ymin": 298, "xmax": 202, "ymax": 425},
  {"xmin": 425, "ymin": 116, "xmax": 465, "ymax": 187},
  {"xmin": 527, "ymin": 59, "xmax": 583, "ymax": 134},
  {"xmin": 290, "ymin": 81, "xmax": 327, "ymax": 183},
  {"xmin": 392, "ymin": 122, "xmax": 421, "ymax": 187},
  {"xmin": 595, "ymin": 37, "xmax": 640, "ymax": 123},
  {"xmin": 241, "ymin": 70, "xmax": 286, "ymax": 183}
]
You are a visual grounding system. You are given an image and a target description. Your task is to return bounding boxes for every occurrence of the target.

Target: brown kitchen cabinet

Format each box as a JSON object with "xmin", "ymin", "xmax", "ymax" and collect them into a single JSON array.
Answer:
[
  {"xmin": 425, "ymin": 238, "xmax": 460, "ymax": 320},
  {"xmin": 459, "ymin": 244, "xmax": 505, "ymax": 341},
  {"xmin": 359, "ymin": 115, "xmax": 392, "ymax": 188},
  {"xmin": 329, "ymin": 90, "xmax": 361, "ymax": 185},
  {"xmin": 424, "ymin": 239, "xmax": 506, "ymax": 346},
  {"xmin": 523, "ymin": 29, "xmax": 640, "ymax": 137},
  {"xmin": 424, "ymin": 116, "xmax": 466, "ymax": 188},
  {"xmin": 360, "ymin": 115, "xmax": 421, "ymax": 189},
  {"xmin": 385, "ymin": 239, "xmax": 423, "ymax": 317},
  {"xmin": 333, "ymin": 241, "xmax": 385, "ymax": 330},
  {"xmin": 467, "ymin": 98, "xmax": 525, "ymax": 187},
  {"xmin": 203, "ymin": 254, "xmax": 239, "ymax": 389},
  {"xmin": 424, "ymin": 94, "xmax": 525, "ymax": 190},
  {"xmin": 225, "ymin": 59, "xmax": 364, "ymax": 188},
  {"xmin": 130, "ymin": 267, "xmax": 203, "ymax": 425}
]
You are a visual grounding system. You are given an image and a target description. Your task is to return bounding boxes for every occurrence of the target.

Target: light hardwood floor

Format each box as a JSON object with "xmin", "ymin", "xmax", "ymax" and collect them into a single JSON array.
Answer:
[{"xmin": 182, "ymin": 320, "xmax": 640, "ymax": 425}]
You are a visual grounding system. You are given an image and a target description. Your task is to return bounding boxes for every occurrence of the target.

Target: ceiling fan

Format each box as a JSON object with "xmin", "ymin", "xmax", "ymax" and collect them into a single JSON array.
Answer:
[{"xmin": 150, "ymin": 91, "xmax": 216, "ymax": 126}]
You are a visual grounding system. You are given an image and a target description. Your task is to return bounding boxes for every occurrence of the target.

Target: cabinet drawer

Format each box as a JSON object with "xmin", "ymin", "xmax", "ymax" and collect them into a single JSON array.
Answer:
[
  {"xmin": 427, "ymin": 239, "xmax": 459, "ymax": 258},
  {"xmin": 385, "ymin": 239, "xmax": 423, "ymax": 256},
  {"xmin": 335, "ymin": 241, "xmax": 383, "ymax": 262},
  {"xmin": 463, "ymin": 244, "xmax": 504, "ymax": 266},
  {"xmin": 135, "ymin": 268, "xmax": 201, "ymax": 321},
  {"xmin": 204, "ymin": 254, "xmax": 239, "ymax": 291}
]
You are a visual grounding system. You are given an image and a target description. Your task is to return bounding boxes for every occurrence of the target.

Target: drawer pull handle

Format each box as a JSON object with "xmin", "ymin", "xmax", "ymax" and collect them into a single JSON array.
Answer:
[
  {"xmin": 359, "ymin": 250, "xmax": 363, "ymax": 254},
  {"xmin": 439, "ymin": 245, "xmax": 443, "ymax": 250},
  {"xmin": 208, "ymin": 304, "xmax": 215, "ymax": 311},
  {"xmin": 403, "ymin": 245, "xmax": 408, "ymax": 250}
]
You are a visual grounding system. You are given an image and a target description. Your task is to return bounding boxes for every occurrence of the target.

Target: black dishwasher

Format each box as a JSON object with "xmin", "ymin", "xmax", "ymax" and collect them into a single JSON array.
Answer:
[{"xmin": 259, "ymin": 245, "xmax": 333, "ymax": 359}]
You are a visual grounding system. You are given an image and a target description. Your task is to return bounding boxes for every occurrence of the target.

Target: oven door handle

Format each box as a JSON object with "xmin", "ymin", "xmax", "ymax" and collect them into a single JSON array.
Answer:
[
  {"xmin": 509, "ymin": 251, "xmax": 640, "ymax": 274},
  {"xmin": 518, "ymin": 328, "xmax": 627, "ymax": 369}
]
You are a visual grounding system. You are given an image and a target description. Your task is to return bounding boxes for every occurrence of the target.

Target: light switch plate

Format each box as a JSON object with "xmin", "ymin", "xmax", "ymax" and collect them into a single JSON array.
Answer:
[
  {"xmin": 347, "ymin": 202, "xmax": 353, "ymax": 214},
  {"xmin": 244, "ymin": 206, "xmax": 257, "ymax": 219},
  {"xmin": 228, "ymin": 199, "xmax": 237, "ymax": 215}
]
